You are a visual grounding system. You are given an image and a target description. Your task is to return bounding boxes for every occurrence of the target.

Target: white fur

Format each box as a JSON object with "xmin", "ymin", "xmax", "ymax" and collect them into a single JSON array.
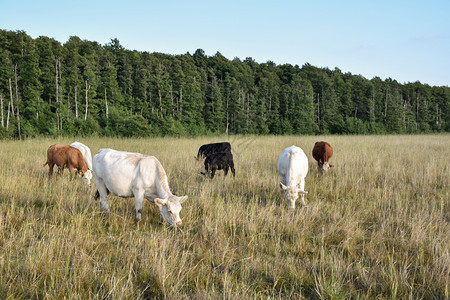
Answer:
[
  {"xmin": 277, "ymin": 145, "xmax": 309, "ymax": 209},
  {"xmin": 80, "ymin": 169, "xmax": 93, "ymax": 186},
  {"xmin": 70, "ymin": 141, "xmax": 93, "ymax": 170},
  {"xmin": 92, "ymin": 148, "xmax": 187, "ymax": 226}
]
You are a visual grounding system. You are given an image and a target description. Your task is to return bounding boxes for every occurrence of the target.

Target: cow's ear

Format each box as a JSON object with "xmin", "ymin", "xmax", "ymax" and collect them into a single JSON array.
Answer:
[
  {"xmin": 154, "ymin": 198, "xmax": 168, "ymax": 206},
  {"xmin": 179, "ymin": 196, "xmax": 188, "ymax": 204},
  {"xmin": 279, "ymin": 182, "xmax": 287, "ymax": 190},
  {"xmin": 297, "ymin": 189, "xmax": 308, "ymax": 195},
  {"xmin": 329, "ymin": 164, "xmax": 334, "ymax": 168}
]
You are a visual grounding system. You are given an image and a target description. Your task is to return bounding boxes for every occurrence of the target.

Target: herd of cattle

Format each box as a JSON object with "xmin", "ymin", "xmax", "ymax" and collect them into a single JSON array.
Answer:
[{"xmin": 42, "ymin": 140, "xmax": 334, "ymax": 227}]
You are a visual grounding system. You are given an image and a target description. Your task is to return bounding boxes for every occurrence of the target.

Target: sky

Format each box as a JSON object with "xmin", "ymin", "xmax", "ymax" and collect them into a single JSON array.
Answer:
[{"xmin": 1, "ymin": 0, "xmax": 449, "ymax": 87}]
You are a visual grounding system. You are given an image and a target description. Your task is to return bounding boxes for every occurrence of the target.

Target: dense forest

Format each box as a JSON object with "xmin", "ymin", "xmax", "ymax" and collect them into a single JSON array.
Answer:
[{"xmin": 0, "ymin": 29, "xmax": 448, "ymax": 138}]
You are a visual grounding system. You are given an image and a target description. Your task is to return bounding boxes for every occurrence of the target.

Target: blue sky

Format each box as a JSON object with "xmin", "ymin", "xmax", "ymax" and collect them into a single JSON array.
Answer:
[{"xmin": 1, "ymin": 0, "xmax": 449, "ymax": 86}]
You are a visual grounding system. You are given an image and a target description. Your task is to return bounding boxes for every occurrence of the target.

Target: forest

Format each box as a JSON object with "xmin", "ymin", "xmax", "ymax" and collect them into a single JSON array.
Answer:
[{"xmin": 0, "ymin": 29, "xmax": 448, "ymax": 138}]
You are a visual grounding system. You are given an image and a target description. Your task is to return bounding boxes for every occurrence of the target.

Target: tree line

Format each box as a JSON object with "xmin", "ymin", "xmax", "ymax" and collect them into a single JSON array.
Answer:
[{"xmin": 0, "ymin": 29, "xmax": 448, "ymax": 138}]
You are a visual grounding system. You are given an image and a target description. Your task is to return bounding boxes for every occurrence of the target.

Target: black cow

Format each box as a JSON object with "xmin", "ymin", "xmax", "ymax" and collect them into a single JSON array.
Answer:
[
  {"xmin": 202, "ymin": 152, "xmax": 235, "ymax": 179},
  {"xmin": 196, "ymin": 142, "xmax": 231, "ymax": 160}
]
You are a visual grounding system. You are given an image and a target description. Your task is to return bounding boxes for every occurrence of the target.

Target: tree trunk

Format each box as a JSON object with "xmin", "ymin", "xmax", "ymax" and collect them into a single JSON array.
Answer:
[
  {"xmin": 416, "ymin": 92, "xmax": 420, "ymax": 130},
  {"xmin": 269, "ymin": 93, "xmax": 272, "ymax": 113},
  {"xmin": 179, "ymin": 87, "xmax": 183, "ymax": 114},
  {"xmin": 436, "ymin": 103, "xmax": 440, "ymax": 128},
  {"xmin": 369, "ymin": 87, "xmax": 375, "ymax": 123},
  {"xmin": 246, "ymin": 92, "xmax": 249, "ymax": 128},
  {"xmin": 56, "ymin": 59, "xmax": 60, "ymax": 130},
  {"xmin": 225, "ymin": 94, "xmax": 229, "ymax": 135},
  {"xmin": 55, "ymin": 59, "xmax": 59, "ymax": 104},
  {"xmin": 316, "ymin": 93, "xmax": 320, "ymax": 128},
  {"xmin": 84, "ymin": 80, "xmax": 90, "ymax": 121},
  {"xmin": 6, "ymin": 99, "xmax": 10, "ymax": 129},
  {"xmin": 75, "ymin": 85, "xmax": 78, "ymax": 119},
  {"xmin": 67, "ymin": 88, "xmax": 70, "ymax": 120},
  {"xmin": 0, "ymin": 94, "xmax": 3, "ymax": 128},
  {"xmin": 150, "ymin": 91, "xmax": 154, "ymax": 115},
  {"xmin": 14, "ymin": 65, "xmax": 21, "ymax": 139},
  {"xmin": 170, "ymin": 82, "xmax": 174, "ymax": 117},
  {"xmin": 384, "ymin": 89, "xmax": 388, "ymax": 123},
  {"xmin": 158, "ymin": 89, "xmax": 163, "ymax": 118},
  {"xmin": 9, "ymin": 78, "xmax": 14, "ymax": 117},
  {"xmin": 105, "ymin": 88, "xmax": 109, "ymax": 119},
  {"xmin": 59, "ymin": 59, "xmax": 63, "ymax": 129}
]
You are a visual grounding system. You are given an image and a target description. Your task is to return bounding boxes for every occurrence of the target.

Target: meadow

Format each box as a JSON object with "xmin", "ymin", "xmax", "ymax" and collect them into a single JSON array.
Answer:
[{"xmin": 0, "ymin": 135, "xmax": 448, "ymax": 299}]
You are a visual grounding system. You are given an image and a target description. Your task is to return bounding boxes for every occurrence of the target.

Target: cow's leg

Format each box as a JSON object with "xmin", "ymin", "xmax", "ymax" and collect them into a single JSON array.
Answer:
[
  {"xmin": 230, "ymin": 163, "xmax": 236, "ymax": 178},
  {"xmin": 69, "ymin": 165, "xmax": 76, "ymax": 176},
  {"xmin": 223, "ymin": 166, "xmax": 229, "ymax": 177},
  {"xmin": 58, "ymin": 166, "xmax": 65, "ymax": 176},
  {"xmin": 210, "ymin": 167, "xmax": 216, "ymax": 179},
  {"xmin": 48, "ymin": 163, "xmax": 54, "ymax": 178},
  {"xmin": 133, "ymin": 189, "xmax": 144, "ymax": 221},
  {"xmin": 299, "ymin": 178, "xmax": 307, "ymax": 207},
  {"xmin": 317, "ymin": 160, "xmax": 322, "ymax": 170},
  {"xmin": 96, "ymin": 178, "xmax": 110, "ymax": 212}
]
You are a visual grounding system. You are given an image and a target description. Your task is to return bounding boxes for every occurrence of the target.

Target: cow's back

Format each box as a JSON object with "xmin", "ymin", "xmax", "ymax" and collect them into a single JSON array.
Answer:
[
  {"xmin": 324, "ymin": 142, "xmax": 333, "ymax": 160},
  {"xmin": 93, "ymin": 149, "xmax": 169, "ymax": 197},
  {"xmin": 71, "ymin": 141, "xmax": 93, "ymax": 169},
  {"xmin": 278, "ymin": 146, "xmax": 308, "ymax": 179},
  {"xmin": 197, "ymin": 142, "xmax": 231, "ymax": 159},
  {"xmin": 57, "ymin": 146, "xmax": 86, "ymax": 170},
  {"xmin": 47, "ymin": 144, "xmax": 66, "ymax": 164},
  {"xmin": 312, "ymin": 141, "xmax": 333, "ymax": 162},
  {"xmin": 48, "ymin": 144, "xmax": 72, "ymax": 166}
]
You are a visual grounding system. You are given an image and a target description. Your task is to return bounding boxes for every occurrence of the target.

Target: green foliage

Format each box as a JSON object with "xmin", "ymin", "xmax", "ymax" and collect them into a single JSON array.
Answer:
[{"xmin": 0, "ymin": 29, "xmax": 448, "ymax": 139}]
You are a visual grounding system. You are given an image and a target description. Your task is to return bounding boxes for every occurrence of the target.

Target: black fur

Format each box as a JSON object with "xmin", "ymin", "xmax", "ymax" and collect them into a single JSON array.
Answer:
[
  {"xmin": 203, "ymin": 152, "xmax": 235, "ymax": 179},
  {"xmin": 196, "ymin": 142, "xmax": 231, "ymax": 160}
]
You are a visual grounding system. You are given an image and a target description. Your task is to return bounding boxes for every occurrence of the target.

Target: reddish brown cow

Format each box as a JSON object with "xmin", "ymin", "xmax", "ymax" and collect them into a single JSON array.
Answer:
[
  {"xmin": 312, "ymin": 141, "xmax": 334, "ymax": 171},
  {"xmin": 43, "ymin": 144, "xmax": 93, "ymax": 185}
]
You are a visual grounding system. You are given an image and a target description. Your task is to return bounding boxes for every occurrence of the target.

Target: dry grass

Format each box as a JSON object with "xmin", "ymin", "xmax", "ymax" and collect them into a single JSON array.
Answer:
[{"xmin": 0, "ymin": 135, "xmax": 449, "ymax": 299}]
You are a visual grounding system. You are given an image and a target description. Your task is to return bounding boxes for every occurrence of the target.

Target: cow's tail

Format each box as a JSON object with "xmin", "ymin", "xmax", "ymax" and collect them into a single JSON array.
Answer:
[
  {"xmin": 196, "ymin": 149, "xmax": 202, "ymax": 160},
  {"xmin": 34, "ymin": 161, "xmax": 48, "ymax": 173}
]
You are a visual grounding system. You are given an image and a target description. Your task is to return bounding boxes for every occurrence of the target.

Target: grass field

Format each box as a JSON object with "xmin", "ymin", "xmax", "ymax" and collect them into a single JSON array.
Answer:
[{"xmin": 0, "ymin": 135, "xmax": 449, "ymax": 299}]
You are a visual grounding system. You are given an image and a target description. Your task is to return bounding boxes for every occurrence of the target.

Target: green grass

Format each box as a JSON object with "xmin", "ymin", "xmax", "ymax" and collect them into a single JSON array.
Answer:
[{"xmin": 0, "ymin": 135, "xmax": 449, "ymax": 299}]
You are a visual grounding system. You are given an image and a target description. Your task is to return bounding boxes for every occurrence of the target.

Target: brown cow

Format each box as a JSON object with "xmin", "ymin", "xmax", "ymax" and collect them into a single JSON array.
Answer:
[
  {"xmin": 43, "ymin": 144, "xmax": 93, "ymax": 185},
  {"xmin": 312, "ymin": 141, "xmax": 334, "ymax": 171}
]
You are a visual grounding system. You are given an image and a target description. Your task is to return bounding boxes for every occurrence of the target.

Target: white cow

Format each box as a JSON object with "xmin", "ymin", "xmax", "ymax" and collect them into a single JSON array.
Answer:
[
  {"xmin": 92, "ymin": 148, "xmax": 188, "ymax": 227},
  {"xmin": 70, "ymin": 141, "xmax": 93, "ymax": 170},
  {"xmin": 277, "ymin": 145, "xmax": 309, "ymax": 209}
]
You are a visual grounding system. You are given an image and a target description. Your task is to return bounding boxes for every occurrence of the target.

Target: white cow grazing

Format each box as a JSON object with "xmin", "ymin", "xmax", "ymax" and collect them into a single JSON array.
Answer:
[
  {"xmin": 70, "ymin": 141, "xmax": 93, "ymax": 170},
  {"xmin": 92, "ymin": 148, "xmax": 188, "ymax": 227},
  {"xmin": 277, "ymin": 145, "xmax": 309, "ymax": 209}
]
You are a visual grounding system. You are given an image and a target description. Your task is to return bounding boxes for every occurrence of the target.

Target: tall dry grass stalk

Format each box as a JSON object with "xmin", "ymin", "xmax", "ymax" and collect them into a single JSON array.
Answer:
[{"xmin": 0, "ymin": 135, "xmax": 448, "ymax": 298}]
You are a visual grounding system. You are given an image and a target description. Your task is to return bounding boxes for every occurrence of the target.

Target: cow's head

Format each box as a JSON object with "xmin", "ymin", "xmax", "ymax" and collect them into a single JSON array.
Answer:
[
  {"xmin": 279, "ymin": 182, "xmax": 307, "ymax": 209},
  {"xmin": 322, "ymin": 162, "xmax": 334, "ymax": 171},
  {"xmin": 79, "ymin": 169, "xmax": 93, "ymax": 186},
  {"xmin": 155, "ymin": 195, "xmax": 188, "ymax": 227}
]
